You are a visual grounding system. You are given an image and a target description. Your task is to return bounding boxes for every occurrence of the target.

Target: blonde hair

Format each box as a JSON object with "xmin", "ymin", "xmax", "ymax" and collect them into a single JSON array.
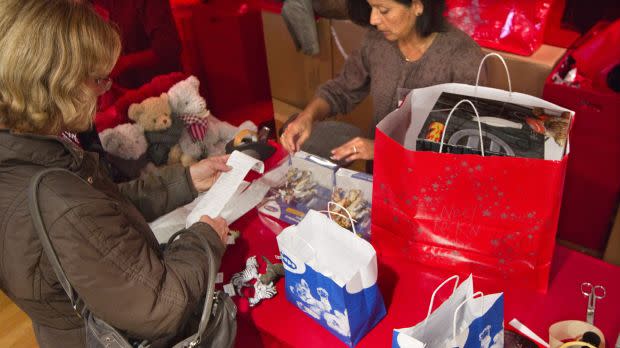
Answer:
[{"xmin": 0, "ymin": 0, "xmax": 121, "ymax": 134}]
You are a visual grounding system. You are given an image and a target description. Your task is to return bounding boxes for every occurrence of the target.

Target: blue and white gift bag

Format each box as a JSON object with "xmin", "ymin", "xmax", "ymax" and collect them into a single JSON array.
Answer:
[
  {"xmin": 392, "ymin": 275, "xmax": 504, "ymax": 348},
  {"xmin": 277, "ymin": 210, "xmax": 386, "ymax": 347}
]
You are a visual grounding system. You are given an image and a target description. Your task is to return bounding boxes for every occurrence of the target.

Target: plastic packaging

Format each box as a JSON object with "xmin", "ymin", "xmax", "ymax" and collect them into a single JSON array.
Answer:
[{"xmin": 446, "ymin": 0, "xmax": 553, "ymax": 56}]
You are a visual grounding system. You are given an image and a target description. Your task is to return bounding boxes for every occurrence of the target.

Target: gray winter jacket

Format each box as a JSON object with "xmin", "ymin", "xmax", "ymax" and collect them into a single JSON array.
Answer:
[{"xmin": 0, "ymin": 129, "xmax": 225, "ymax": 347}]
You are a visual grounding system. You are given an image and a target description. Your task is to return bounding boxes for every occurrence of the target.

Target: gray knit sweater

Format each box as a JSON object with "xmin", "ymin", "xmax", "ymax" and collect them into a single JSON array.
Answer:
[{"xmin": 316, "ymin": 24, "xmax": 486, "ymax": 135}]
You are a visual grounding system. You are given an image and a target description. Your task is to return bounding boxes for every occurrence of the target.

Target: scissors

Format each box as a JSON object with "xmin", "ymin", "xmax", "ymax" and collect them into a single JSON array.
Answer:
[{"xmin": 581, "ymin": 282, "xmax": 606, "ymax": 325}]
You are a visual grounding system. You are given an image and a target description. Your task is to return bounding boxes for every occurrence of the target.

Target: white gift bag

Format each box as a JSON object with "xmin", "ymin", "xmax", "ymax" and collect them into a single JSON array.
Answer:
[
  {"xmin": 277, "ymin": 210, "xmax": 386, "ymax": 347},
  {"xmin": 392, "ymin": 275, "xmax": 504, "ymax": 348},
  {"xmin": 386, "ymin": 53, "xmax": 573, "ymax": 161},
  {"xmin": 392, "ymin": 275, "xmax": 472, "ymax": 348},
  {"xmin": 451, "ymin": 291, "xmax": 504, "ymax": 348}
]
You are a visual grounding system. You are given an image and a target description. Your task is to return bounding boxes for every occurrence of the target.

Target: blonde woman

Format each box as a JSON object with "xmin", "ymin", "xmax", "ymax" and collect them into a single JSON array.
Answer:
[{"xmin": 0, "ymin": 1, "xmax": 231, "ymax": 347}]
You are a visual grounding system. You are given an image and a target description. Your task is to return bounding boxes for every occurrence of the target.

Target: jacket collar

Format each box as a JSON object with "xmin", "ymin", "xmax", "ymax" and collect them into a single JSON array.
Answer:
[{"xmin": 0, "ymin": 129, "xmax": 85, "ymax": 171}]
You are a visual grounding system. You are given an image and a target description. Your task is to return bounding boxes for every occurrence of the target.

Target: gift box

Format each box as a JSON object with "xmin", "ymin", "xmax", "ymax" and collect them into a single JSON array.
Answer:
[
  {"xmin": 259, "ymin": 151, "xmax": 375, "ymax": 240},
  {"xmin": 331, "ymin": 168, "xmax": 373, "ymax": 240},
  {"xmin": 259, "ymin": 151, "xmax": 337, "ymax": 225}
]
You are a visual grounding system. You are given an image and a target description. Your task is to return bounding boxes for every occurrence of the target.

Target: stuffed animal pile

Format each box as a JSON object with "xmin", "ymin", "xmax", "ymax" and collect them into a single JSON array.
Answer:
[{"xmin": 100, "ymin": 75, "xmax": 257, "ymax": 177}]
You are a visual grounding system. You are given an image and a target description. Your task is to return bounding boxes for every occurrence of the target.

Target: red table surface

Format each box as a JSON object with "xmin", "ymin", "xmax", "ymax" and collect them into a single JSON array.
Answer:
[{"xmin": 220, "ymin": 210, "xmax": 620, "ymax": 348}]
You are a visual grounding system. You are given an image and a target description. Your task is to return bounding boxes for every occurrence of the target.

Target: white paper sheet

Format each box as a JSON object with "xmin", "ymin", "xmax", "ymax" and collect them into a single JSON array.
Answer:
[
  {"xmin": 150, "ymin": 152, "xmax": 286, "ymax": 244},
  {"xmin": 220, "ymin": 180, "xmax": 271, "ymax": 224},
  {"xmin": 186, "ymin": 151, "xmax": 264, "ymax": 227},
  {"xmin": 150, "ymin": 182, "xmax": 249, "ymax": 244}
]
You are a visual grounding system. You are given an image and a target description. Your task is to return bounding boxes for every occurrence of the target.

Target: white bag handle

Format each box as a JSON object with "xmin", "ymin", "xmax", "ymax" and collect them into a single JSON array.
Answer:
[
  {"xmin": 476, "ymin": 52, "xmax": 512, "ymax": 95},
  {"xmin": 438, "ymin": 99, "xmax": 486, "ymax": 156},
  {"xmin": 320, "ymin": 201, "xmax": 358, "ymax": 235},
  {"xmin": 423, "ymin": 275, "xmax": 460, "ymax": 325},
  {"xmin": 453, "ymin": 291, "xmax": 485, "ymax": 341}
]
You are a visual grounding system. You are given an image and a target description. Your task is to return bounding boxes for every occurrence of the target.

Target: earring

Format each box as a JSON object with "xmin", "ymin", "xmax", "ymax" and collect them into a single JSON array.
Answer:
[{"xmin": 417, "ymin": 12, "xmax": 422, "ymax": 16}]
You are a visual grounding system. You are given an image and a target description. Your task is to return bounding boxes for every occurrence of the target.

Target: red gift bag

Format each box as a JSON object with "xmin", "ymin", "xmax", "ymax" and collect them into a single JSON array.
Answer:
[
  {"xmin": 371, "ymin": 56, "xmax": 574, "ymax": 292},
  {"xmin": 445, "ymin": 0, "xmax": 553, "ymax": 56},
  {"xmin": 542, "ymin": 21, "xmax": 620, "ymax": 253}
]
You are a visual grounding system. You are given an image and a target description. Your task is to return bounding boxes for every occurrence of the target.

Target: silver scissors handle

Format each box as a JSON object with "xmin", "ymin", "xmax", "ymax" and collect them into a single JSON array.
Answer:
[
  {"xmin": 581, "ymin": 282, "xmax": 607, "ymax": 299},
  {"xmin": 581, "ymin": 282, "xmax": 606, "ymax": 324}
]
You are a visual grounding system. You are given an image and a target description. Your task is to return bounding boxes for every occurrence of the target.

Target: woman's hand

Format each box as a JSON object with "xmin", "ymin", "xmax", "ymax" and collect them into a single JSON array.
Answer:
[
  {"xmin": 189, "ymin": 155, "xmax": 231, "ymax": 192},
  {"xmin": 280, "ymin": 112, "xmax": 315, "ymax": 153},
  {"xmin": 330, "ymin": 137, "xmax": 374, "ymax": 162},
  {"xmin": 199, "ymin": 215, "xmax": 229, "ymax": 245}
]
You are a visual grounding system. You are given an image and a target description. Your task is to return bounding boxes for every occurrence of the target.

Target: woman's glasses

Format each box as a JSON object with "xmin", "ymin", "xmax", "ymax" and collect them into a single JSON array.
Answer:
[{"xmin": 94, "ymin": 76, "xmax": 112, "ymax": 92}]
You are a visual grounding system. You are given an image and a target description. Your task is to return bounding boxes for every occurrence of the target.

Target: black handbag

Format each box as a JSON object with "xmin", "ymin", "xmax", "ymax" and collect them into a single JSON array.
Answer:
[{"xmin": 29, "ymin": 168, "xmax": 237, "ymax": 348}]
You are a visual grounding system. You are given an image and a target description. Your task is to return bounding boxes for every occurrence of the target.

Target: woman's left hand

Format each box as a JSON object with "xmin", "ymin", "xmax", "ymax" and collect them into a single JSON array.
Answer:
[
  {"xmin": 330, "ymin": 137, "xmax": 374, "ymax": 162},
  {"xmin": 189, "ymin": 155, "xmax": 231, "ymax": 192}
]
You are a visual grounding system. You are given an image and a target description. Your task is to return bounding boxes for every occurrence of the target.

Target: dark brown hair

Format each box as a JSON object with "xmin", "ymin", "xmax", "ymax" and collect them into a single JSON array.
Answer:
[{"xmin": 347, "ymin": 0, "xmax": 447, "ymax": 37}]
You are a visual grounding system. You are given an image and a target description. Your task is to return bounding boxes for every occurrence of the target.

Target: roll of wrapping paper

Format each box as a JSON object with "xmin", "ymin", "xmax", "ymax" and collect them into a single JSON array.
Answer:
[{"xmin": 549, "ymin": 321, "xmax": 606, "ymax": 348}]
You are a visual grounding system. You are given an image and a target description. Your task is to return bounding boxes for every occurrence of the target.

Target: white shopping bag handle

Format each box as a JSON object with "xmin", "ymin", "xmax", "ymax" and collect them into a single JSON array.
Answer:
[
  {"xmin": 476, "ymin": 52, "xmax": 513, "ymax": 95},
  {"xmin": 423, "ymin": 275, "xmax": 460, "ymax": 325},
  {"xmin": 322, "ymin": 201, "xmax": 358, "ymax": 236},
  {"xmin": 438, "ymin": 99, "xmax": 486, "ymax": 156},
  {"xmin": 452, "ymin": 291, "xmax": 485, "ymax": 340}
]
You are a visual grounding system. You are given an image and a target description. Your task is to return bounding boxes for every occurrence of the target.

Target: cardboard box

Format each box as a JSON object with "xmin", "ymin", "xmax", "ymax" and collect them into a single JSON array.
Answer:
[
  {"xmin": 482, "ymin": 45, "xmax": 567, "ymax": 98},
  {"xmin": 261, "ymin": 12, "xmax": 333, "ymax": 109}
]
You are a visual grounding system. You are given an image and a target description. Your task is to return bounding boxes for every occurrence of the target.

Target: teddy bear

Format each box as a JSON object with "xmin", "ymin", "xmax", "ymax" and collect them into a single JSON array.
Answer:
[
  {"xmin": 98, "ymin": 123, "xmax": 156, "ymax": 179},
  {"xmin": 99, "ymin": 123, "xmax": 148, "ymax": 160},
  {"xmin": 167, "ymin": 75, "xmax": 257, "ymax": 158},
  {"xmin": 128, "ymin": 93, "xmax": 192, "ymax": 166}
]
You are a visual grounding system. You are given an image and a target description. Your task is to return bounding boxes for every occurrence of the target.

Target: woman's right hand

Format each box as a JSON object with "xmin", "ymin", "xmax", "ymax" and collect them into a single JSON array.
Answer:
[
  {"xmin": 280, "ymin": 112, "xmax": 315, "ymax": 153},
  {"xmin": 199, "ymin": 215, "xmax": 229, "ymax": 245}
]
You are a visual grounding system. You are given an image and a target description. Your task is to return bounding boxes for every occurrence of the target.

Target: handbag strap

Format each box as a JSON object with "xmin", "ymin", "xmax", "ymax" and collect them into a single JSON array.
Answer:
[
  {"xmin": 28, "ymin": 168, "xmax": 82, "ymax": 311},
  {"xmin": 167, "ymin": 229, "xmax": 218, "ymax": 346}
]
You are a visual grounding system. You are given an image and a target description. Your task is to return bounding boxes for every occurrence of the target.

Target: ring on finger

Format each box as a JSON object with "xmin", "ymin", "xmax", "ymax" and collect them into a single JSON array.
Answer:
[{"xmin": 353, "ymin": 145, "xmax": 358, "ymax": 154}]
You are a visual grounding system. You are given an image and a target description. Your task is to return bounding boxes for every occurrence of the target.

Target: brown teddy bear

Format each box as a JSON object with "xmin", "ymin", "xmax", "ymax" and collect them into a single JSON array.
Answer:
[{"xmin": 128, "ymin": 93, "xmax": 185, "ymax": 166}]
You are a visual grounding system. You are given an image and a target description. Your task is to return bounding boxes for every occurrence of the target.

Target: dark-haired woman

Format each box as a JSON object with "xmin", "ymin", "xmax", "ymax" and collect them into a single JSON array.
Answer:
[{"xmin": 280, "ymin": 0, "xmax": 486, "ymax": 163}]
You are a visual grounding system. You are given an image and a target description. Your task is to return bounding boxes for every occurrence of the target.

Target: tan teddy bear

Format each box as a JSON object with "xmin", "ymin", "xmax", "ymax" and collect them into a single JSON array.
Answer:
[{"xmin": 127, "ymin": 93, "xmax": 186, "ymax": 166}]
